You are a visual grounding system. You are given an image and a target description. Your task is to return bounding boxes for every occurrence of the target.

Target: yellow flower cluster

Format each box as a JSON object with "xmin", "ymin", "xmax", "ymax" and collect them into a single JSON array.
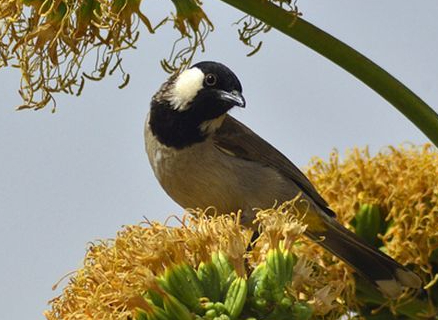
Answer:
[
  {"xmin": 45, "ymin": 207, "xmax": 355, "ymax": 319},
  {"xmin": 0, "ymin": 0, "xmax": 211, "ymax": 110},
  {"xmin": 44, "ymin": 144, "xmax": 437, "ymax": 319},
  {"xmin": 306, "ymin": 144, "xmax": 438, "ymax": 285}
]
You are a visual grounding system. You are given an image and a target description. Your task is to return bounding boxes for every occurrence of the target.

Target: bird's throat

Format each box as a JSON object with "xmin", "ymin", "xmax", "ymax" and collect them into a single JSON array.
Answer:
[{"xmin": 149, "ymin": 101, "xmax": 208, "ymax": 149}]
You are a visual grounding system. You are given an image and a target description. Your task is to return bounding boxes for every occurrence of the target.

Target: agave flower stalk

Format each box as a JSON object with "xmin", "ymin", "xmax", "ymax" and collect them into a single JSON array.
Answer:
[{"xmin": 218, "ymin": 0, "xmax": 438, "ymax": 147}]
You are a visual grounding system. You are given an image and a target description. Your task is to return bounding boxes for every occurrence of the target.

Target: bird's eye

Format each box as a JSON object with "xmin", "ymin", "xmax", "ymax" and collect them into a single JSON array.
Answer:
[{"xmin": 204, "ymin": 73, "xmax": 217, "ymax": 86}]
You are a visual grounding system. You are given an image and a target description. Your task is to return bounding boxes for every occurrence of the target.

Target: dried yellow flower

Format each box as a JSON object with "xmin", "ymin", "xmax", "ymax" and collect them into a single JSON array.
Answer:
[
  {"xmin": 44, "ymin": 144, "xmax": 437, "ymax": 319},
  {"xmin": 0, "ymin": 0, "xmax": 213, "ymax": 110},
  {"xmin": 306, "ymin": 144, "xmax": 438, "ymax": 285}
]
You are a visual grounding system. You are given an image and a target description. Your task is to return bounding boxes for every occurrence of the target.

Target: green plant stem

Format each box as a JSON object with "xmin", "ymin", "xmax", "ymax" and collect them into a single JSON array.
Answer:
[{"xmin": 219, "ymin": 0, "xmax": 438, "ymax": 147}]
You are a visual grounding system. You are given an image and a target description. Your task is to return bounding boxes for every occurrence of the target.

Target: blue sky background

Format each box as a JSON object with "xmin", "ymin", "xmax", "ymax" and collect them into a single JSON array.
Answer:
[{"xmin": 0, "ymin": 1, "xmax": 437, "ymax": 318}]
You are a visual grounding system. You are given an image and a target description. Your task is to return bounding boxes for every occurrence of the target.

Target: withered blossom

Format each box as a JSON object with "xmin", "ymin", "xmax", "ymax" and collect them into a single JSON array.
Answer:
[{"xmin": 45, "ymin": 145, "xmax": 437, "ymax": 319}]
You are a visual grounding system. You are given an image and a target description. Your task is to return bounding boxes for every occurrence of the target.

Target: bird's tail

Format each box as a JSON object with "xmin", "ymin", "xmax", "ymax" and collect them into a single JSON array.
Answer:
[{"xmin": 305, "ymin": 213, "xmax": 422, "ymax": 298}]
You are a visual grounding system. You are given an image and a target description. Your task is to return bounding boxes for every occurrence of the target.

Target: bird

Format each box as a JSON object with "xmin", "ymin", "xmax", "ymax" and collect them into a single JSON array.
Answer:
[{"xmin": 144, "ymin": 61, "xmax": 421, "ymax": 298}]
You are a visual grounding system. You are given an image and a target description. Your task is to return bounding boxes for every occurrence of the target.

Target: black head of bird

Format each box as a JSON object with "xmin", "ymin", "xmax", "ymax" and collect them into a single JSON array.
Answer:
[{"xmin": 148, "ymin": 61, "xmax": 245, "ymax": 149}]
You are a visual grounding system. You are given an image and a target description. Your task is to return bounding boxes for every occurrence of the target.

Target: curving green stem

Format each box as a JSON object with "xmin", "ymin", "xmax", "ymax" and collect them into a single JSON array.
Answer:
[{"xmin": 219, "ymin": 0, "xmax": 438, "ymax": 147}]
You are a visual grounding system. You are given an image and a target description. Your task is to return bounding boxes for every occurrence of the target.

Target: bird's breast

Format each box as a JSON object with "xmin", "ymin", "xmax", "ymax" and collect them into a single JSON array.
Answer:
[
  {"xmin": 145, "ymin": 122, "xmax": 299, "ymax": 223},
  {"xmin": 146, "ymin": 129, "xmax": 238, "ymax": 210}
]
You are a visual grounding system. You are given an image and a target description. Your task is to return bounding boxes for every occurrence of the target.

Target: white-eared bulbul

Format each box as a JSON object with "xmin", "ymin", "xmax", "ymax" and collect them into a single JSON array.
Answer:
[{"xmin": 145, "ymin": 61, "xmax": 421, "ymax": 298}]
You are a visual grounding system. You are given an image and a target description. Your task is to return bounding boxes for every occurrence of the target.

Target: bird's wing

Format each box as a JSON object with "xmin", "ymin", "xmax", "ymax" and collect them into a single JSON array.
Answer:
[{"xmin": 213, "ymin": 115, "xmax": 335, "ymax": 216}]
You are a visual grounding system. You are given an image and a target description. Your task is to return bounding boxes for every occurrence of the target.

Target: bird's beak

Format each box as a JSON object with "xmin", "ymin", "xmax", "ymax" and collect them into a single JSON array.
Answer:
[{"xmin": 218, "ymin": 90, "xmax": 246, "ymax": 108}]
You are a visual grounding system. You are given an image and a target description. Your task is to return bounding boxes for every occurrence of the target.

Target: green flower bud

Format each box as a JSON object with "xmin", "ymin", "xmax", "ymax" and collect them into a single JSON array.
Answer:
[
  {"xmin": 253, "ymin": 298, "xmax": 267, "ymax": 310},
  {"xmin": 212, "ymin": 251, "xmax": 235, "ymax": 295},
  {"xmin": 291, "ymin": 302, "xmax": 313, "ymax": 320},
  {"xmin": 283, "ymin": 250, "xmax": 297, "ymax": 285},
  {"xmin": 136, "ymin": 304, "xmax": 171, "ymax": 320},
  {"xmin": 163, "ymin": 293, "xmax": 193, "ymax": 320},
  {"xmin": 224, "ymin": 277, "xmax": 248, "ymax": 320},
  {"xmin": 353, "ymin": 204, "xmax": 385, "ymax": 247},
  {"xmin": 202, "ymin": 301, "xmax": 215, "ymax": 310},
  {"xmin": 205, "ymin": 309, "xmax": 218, "ymax": 319},
  {"xmin": 146, "ymin": 289, "xmax": 164, "ymax": 308},
  {"xmin": 247, "ymin": 262, "xmax": 266, "ymax": 298},
  {"xmin": 279, "ymin": 297, "xmax": 293, "ymax": 309},
  {"xmin": 267, "ymin": 248, "xmax": 291, "ymax": 301},
  {"xmin": 198, "ymin": 261, "xmax": 221, "ymax": 302},
  {"xmin": 136, "ymin": 309, "xmax": 148, "ymax": 320},
  {"xmin": 213, "ymin": 302, "xmax": 227, "ymax": 314},
  {"xmin": 161, "ymin": 263, "xmax": 204, "ymax": 312},
  {"xmin": 266, "ymin": 248, "xmax": 287, "ymax": 286}
]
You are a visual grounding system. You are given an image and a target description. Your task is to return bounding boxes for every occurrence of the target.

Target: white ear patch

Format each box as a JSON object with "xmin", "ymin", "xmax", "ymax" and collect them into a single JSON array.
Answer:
[{"xmin": 169, "ymin": 67, "xmax": 204, "ymax": 111}]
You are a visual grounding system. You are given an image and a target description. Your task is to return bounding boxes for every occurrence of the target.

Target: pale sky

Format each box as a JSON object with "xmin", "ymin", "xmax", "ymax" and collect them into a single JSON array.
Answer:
[{"xmin": 0, "ymin": 1, "xmax": 437, "ymax": 318}]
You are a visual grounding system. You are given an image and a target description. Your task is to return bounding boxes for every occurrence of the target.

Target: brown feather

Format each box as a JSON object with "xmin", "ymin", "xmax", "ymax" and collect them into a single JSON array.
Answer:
[{"xmin": 214, "ymin": 115, "xmax": 335, "ymax": 217}]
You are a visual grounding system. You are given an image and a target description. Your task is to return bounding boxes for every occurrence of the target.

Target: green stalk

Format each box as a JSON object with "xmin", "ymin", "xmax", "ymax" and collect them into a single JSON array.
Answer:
[{"xmin": 219, "ymin": 0, "xmax": 438, "ymax": 147}]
